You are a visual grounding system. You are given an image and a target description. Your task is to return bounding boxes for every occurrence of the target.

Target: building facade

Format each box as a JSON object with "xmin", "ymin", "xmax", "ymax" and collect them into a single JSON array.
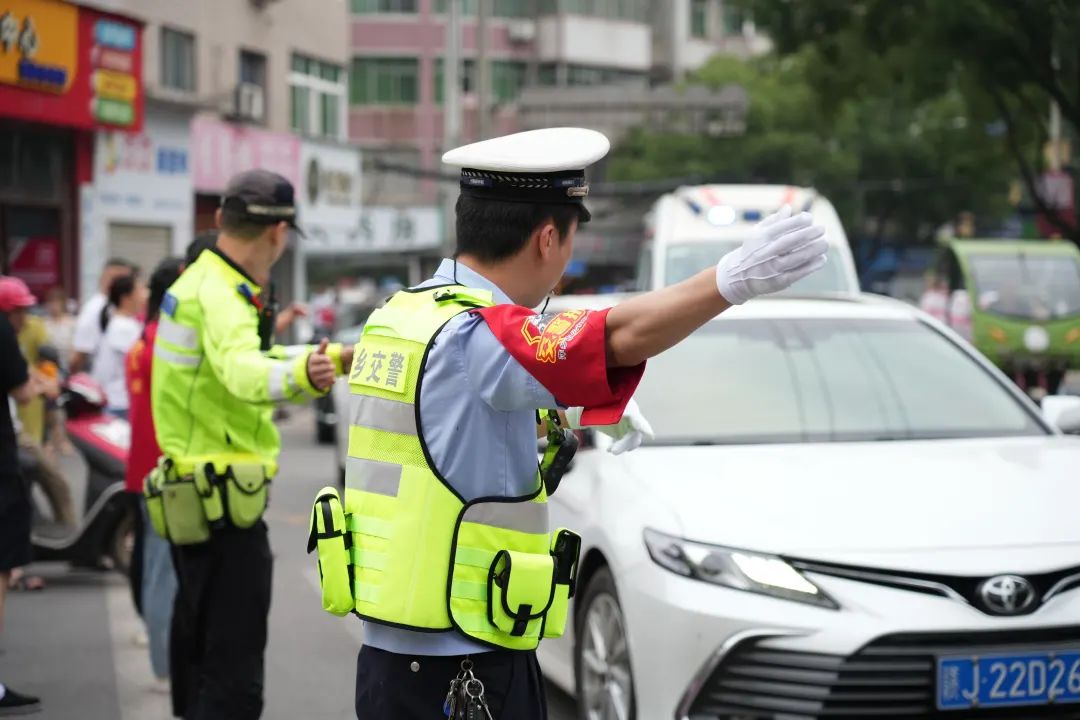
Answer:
[
  {"xmin": 0, "ymin": 0, "xmax": 144, "ymax": 299},
  {"xmin": 81, "ymin": 0, "xmax": 355, "ymax": 307},
  {"xmin": 348, "ymin": 0, "xmax": 763, "ymax": 279}
]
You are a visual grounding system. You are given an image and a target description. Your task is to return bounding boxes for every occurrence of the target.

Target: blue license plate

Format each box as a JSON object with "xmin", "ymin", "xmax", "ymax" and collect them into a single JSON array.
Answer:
[{"xmin": 938, "ymin": 650, "xmax": 1080, "ymax": 710}]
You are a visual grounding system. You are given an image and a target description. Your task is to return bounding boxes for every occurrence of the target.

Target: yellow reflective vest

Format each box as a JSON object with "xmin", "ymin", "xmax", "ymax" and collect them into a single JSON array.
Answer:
[
  {"xmin": 314, "ymin": 285, "xmax": 580, "ymax": 651},
  {"xmin": 151, "ymin": 249, "xmax": 340, "ymax": 475}
]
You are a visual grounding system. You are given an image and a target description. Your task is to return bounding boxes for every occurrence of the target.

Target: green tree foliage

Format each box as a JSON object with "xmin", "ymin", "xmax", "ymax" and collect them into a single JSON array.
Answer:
[{"xmin": 741, "ymin": 0, "xmax": 1076, "ymax": 241}]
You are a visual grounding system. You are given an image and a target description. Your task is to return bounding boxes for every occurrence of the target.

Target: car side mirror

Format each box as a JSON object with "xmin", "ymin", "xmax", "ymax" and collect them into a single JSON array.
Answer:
[{"xmin": 1042, "ymin": 395, "xmax": 1080, "ymax": 435}]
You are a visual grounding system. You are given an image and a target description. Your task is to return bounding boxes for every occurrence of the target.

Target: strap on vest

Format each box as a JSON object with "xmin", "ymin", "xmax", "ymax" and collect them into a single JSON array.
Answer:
[{"xmin": 511, "ymin": 604, "xmax": 533, "ymax": 637}]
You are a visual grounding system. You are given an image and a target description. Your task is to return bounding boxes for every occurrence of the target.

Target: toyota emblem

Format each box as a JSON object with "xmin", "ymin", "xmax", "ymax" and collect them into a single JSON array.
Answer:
[{"xmin": 978, "ymin": 575, "xmax": 1036, "ymax": 616}]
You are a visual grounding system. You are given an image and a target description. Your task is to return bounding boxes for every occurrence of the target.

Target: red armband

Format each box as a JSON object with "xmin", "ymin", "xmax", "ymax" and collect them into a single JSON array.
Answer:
[{"xmin": 473, "ymin": 305, "xmax": 644, "ymax": 425}]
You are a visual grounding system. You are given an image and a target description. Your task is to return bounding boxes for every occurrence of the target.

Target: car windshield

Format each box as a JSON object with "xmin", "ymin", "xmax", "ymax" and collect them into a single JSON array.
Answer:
[
  {"xmin": 664, "ymin": 241, "xmax": 852, "ymax": 293},
  {"xmin": 970, "ymin": 253, "xmax": 1080, "ymax": 320},
  {"xmin": 634, "ymin": 317, "xmax": 1044, "ymax": 445}
]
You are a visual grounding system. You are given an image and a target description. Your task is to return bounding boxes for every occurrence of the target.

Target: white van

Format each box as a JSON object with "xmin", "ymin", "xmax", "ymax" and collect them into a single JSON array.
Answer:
[{"xmin": 637, "ymin": 184, "xmax": 860, "ymax": 293}]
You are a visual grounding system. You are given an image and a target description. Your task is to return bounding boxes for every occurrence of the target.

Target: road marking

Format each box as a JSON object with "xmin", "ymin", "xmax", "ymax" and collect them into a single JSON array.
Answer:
[{"xmin": 105, "ymin": 580, "xmax": 173, "ymax": 720}]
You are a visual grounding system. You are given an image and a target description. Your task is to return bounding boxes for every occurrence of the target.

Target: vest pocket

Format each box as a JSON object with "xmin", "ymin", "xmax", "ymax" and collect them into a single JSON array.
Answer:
[
  {"xmin": 487, "ymin": 550, "xmax": 557, "ymax": 640},
  {"xmin": 143, "ymin": 461, "xmax": 169, "ymax": 540},
  {"xmin": 307, "ymin": 486, "xmax": 355, "ymax": 616},
  {"xmin": 543, "ymin": 528, "xmax": 582, "ymax": 639},
  {"xmin": 223, "ymin": 463, "xmax": 270, "ymax": 529},
  {"xmin": 160, "ymin": 474, "xmax": 210, "ymax": 545}
]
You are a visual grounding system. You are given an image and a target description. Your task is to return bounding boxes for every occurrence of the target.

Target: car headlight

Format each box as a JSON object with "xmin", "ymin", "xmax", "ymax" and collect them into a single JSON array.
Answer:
[{"xmin": 643, "ymin": 528, "xmax": 838, "ymax": 609}]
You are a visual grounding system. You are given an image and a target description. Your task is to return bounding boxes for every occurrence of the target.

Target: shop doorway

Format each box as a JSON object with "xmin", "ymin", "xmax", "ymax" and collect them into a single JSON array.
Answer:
[{"xmin": 107, "ymin": 222, "xmax": 172, "ymax": 277}]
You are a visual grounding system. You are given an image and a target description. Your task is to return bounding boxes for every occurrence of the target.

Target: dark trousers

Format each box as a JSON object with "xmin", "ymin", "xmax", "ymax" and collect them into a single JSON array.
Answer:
[
  {"xmin": 170, "ymin": 523, "xmax": 273, "ymax": 720},
  {"xmin": 355, "ymin": 645, "xmax": 548, "ymax": 720}
]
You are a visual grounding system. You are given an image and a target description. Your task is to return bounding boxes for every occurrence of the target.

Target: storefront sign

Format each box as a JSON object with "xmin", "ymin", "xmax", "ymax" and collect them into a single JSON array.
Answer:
[
  {"xmin": 0, "ymin": 0, "xmax": 142, "ymax": 130},
  {"xmin": 0, "ymin": 0, "xmax": 76, "ymax": 93},
  {"xmin": 191, "ymin": 114, "xmax": 301, "ymax": 193},
  {"xmin": 95, "ymin": 111, "xmax": 192, "ymax": 215},
  {"xmin": 296, "ymin": 140, "xmax": 362, "ymax": 251},
  {"xmin": 305, "ymin": 206, "xmax": 442, "ymax": 255}
]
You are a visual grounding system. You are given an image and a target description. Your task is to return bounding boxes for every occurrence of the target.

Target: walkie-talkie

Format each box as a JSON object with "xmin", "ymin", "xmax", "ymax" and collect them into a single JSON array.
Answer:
[
  {"xmin": 540, "ymin": 410, "xmax": 578, "ymax": 495},
  {"xmin": 257, "ymin": 283, "xmax": 279, "ymax": 351}
]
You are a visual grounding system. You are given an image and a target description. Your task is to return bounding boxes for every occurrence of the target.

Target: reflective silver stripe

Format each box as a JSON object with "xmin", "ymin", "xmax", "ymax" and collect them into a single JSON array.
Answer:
[
  {"xmin": 349, "ymin": 395, "xmax": 416, "ymax": 436},
  {"xmin": 462, "ymin": 501, "xmax": 549, "ymax": 535},
  {"xmin": 346, "ymin": 457, "xmax": 402, "ymax": 497},
  {"xmin": 267, "ymin": 360, "xmax": 292, "ymax": 401},
  {"xmin": 154, "ymin": 344, "xmax": 201, "ymax": 368},
  {"xmin": 275, "ymin": 344, "xmax": 309, "ymax": 359},
  {"xmin": 157, "ymin": 316, "xmax": 199, "ymax": 351}
]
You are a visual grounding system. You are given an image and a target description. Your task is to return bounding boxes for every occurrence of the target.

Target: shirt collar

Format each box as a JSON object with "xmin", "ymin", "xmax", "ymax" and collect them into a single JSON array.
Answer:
[
  {"xmin": 432, "ymin": 258, "xmax": 513, "ymax": 306},
  {"xmin": 205, "ymin": 247, "xmax": 262, "ymax": 293}
]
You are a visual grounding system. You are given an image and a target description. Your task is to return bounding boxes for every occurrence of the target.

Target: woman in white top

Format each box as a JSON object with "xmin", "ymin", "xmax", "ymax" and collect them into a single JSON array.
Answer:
[{"xmin": 91, "ymin": 274, "xmax": 147, "ymax": 418}]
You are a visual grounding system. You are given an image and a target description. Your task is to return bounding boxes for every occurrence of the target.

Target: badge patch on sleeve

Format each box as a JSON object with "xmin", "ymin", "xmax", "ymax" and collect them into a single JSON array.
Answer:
[
  {"xmin": 519, "ymin": 310, "xmax": 588, "ymax": 363},
  {"xmin": 350, "ymin": 342, "xmax": 410, "ymax": 394}
]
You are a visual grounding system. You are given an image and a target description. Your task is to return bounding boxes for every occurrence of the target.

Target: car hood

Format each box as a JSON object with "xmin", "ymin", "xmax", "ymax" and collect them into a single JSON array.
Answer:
[{"xmin": 618, "ymin": 436, "xmax": 1080, "ymax": 562}]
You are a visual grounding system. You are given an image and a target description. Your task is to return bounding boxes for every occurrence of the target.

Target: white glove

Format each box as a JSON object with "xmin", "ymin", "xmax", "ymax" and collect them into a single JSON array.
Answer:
[
  {"xmin": 566, "ymin": 399, "xmax": 655, "ymax": 455},
  {"xmin": 715, "ymin": 204, "xmax": 829, "ymax": 305}
]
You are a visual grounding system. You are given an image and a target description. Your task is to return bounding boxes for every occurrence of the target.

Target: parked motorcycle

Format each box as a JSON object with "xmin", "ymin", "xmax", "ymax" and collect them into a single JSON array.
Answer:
[{"xmin": 26, "ymin": 374, "xmax": 133, "ymax": 573}]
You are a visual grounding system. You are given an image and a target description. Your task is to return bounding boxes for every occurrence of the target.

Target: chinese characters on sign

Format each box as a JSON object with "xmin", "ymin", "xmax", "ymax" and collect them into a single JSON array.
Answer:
[
  {"xmin": 351, "ymin": 346, "xmax": 409, "ymax": 394},
  {"xmin": 0, "ymin": 0, "xmax": 77, "ymax": 94},
  {"xmin": 303, "ymin": 206, "xmax": 442, "ymax": 255}
]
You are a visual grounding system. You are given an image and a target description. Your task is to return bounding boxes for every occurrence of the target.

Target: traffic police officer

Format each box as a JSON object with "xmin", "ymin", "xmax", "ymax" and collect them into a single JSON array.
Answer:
[
  {"xmin": 308, "ymin": 128, "xmax": 827, "ymax": 718},
  {"xmin": 150, "ymin": 170, "xmax": 351, "ymax": 719}
]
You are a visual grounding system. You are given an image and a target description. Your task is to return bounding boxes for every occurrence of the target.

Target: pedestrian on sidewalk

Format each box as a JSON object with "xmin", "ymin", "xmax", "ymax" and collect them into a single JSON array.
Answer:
[
  {"xmin": 92, "ymin": 273, "xmax": 147, "ymax": 419},
  {"xmin": 70, "ymin": 259, "xmax": 136, "ymax": 375},
  {"xmin": 0, "ymin": 276, "xmax": 50, "ymax": 715},
  {"xmin": 125, "ymin": 256, "xmax": 185, "ymax": 692}
]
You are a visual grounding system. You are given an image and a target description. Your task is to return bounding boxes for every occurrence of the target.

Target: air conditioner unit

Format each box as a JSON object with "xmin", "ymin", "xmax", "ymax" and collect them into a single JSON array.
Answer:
[
  {"xmin": 234, "ymin": 82, "xmax": 265, "ymax": 123},
  {"xmin": 507, "ymin": 20, "xmax": 536, "ymax": 43}
]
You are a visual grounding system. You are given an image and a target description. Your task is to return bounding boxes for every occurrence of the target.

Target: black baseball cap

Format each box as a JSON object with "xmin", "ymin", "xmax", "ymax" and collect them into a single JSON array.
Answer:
[{"xmin": 220, "ymin": 169, "xmax": 304, "ymax": 237}]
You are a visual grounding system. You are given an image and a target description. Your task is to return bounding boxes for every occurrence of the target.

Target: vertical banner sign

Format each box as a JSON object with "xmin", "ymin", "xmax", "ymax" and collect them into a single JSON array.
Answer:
[{"xmin": 89, "ymin": 16, "xmax": 136, "ymax": 126}]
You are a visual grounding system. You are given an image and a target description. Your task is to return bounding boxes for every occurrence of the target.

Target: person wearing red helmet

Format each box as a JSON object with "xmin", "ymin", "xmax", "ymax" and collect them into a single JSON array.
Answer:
[{"xmin": 0, "ymin": 275, "xmax": 48, "ymax": 715}]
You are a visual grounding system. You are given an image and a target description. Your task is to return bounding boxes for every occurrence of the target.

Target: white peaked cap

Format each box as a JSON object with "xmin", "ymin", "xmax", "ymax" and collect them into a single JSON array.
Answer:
[{"xmin": 442, "ymin": 127, "xmax": 611, "ymax": 172}]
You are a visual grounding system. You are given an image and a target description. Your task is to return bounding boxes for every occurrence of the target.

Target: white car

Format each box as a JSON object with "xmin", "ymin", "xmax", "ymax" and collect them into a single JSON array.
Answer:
[{"xmin": 537, "ymin": 293, "xmax": 1080, "ymax": 720}]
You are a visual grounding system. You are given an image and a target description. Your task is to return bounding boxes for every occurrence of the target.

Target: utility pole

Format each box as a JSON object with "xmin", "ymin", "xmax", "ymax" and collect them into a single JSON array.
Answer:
[
  {"xmin": 477, "ymin": 0, "xmax": 492, "ymax": 140},
  {"xmin": 443, "ymin": 0, "xmax": 463, "ymax": 258}
]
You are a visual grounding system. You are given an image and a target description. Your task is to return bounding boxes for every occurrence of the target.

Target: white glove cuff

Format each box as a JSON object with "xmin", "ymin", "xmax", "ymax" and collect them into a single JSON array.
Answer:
[{"xmin": 715, "ymin": 253, "xmax": 747, "ymax": 305}]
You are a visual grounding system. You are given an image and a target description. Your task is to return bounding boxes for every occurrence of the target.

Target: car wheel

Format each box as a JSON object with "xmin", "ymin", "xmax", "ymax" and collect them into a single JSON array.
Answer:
[{"xmin": 574, "ymin": 566, "xmax": 636, "ymax": 720}]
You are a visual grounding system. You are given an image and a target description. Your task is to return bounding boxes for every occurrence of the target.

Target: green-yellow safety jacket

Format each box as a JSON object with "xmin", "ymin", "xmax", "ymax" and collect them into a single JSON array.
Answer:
[
  {"xmin": 149, "ymin": 249, "xmax": 342, "ymax": 539},
  {"xmin": 309, "ymin": 286, "xmax": 581, "ymax": 651}
]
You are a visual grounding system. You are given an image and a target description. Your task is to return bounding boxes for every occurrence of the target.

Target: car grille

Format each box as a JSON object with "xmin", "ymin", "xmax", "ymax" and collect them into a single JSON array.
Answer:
[{"xmin": 687, "ymin": 627, "xmax": 1080, "ymax": 719}]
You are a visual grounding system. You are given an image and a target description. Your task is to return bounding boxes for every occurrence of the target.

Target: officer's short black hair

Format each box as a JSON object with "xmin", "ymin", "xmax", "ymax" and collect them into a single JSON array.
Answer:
[
  {"xmin": 455, "ymin": 194, "xmax": 579, "ymax": 264},
  {"xmin": 219, "ymin": 208, "xmax": 275, "ymax": 241}
]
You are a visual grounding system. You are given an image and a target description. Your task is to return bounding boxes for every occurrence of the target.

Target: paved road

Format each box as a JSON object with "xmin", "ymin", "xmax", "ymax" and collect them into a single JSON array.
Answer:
[{"xmin": 1, "ymin": 408, "xmax": 577, "ymax": 719}]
